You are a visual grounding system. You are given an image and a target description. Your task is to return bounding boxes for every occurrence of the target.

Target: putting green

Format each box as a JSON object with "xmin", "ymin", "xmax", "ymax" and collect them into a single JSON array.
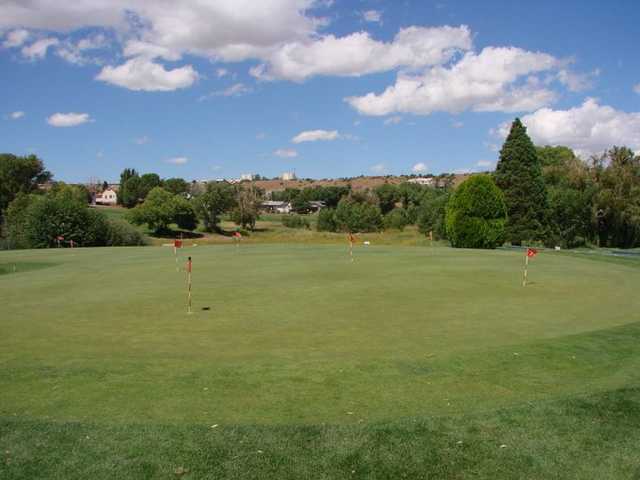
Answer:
[{"xmin": 1, "ymin": 244, "xmax": 639, "ymax": 425}]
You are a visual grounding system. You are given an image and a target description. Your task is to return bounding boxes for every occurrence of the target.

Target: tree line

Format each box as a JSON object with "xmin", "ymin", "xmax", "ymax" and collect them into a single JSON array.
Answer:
[{"xmin": 2, "ymin": 118, "xmax": 639, "ymax": 249}]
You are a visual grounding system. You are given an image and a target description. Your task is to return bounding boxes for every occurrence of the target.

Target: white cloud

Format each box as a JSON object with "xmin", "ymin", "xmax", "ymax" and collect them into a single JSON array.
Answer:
[
  {"xmin": 165, "ymin": 156, "xmax": 188, "ymax": 165},
  {"xmin": 347, "ymin": 47, "xmax": 559, "ymax": 116},
  {"xmin": 383, "ymin": 116, "xmax": 402, "ymax": 125},
  {"xmin": 56, "ymin": 33, "xmax": 109, "ymax": 65},
  {"xmin": 556, "ymin": 68, "xmax": 599, "ymax": 92},
  {"xmin": 47, "ymin": 112, "xmax": 91, "ymax": 127},
  {"xmin": 634, "ymin": 83, "xmax": 640, "ymax": 95},
  {"xmin": 3, "ymin": 29, "xmax": 29, "ymax": 48},
  {"xmin": 200, "ymin": 83, "xmax": 252, "ymax": 100},
  {"xmin": 96, "ymin": 57, "xmax": 198, "ymax": 91},
  {"xmin": 9, "ymin": 111, "xmax": 25, "ymax": 120},
  {"xmin": 21, "ymin": 37, "xmax": 59, "ymax": 60},
  {"xmin": 362, "ymin": 10, "xmax": 382, "ymax": 23},
  {"xmin": 251, "ymin": 25, "xmax": 472, "ymax": 81},
  {"xmin": 134, "ymin": 136, "xmax": 150, "ymax": 145},
  {"xmin": 477, "ymin": 160, "xmax": 493, "ymax": 168},
  {"xmin": 495, "ymin": 98, "xmax": 640, "ymax": 158},
  {"xmin": 370, "ymin": 163, "xmax": 387, "ymax": 174},
  {"xmin": 451, "ymin": 120, "xmax": 464, "ymax": 128},
  {"xmin": 216, "ymin": 68, "xmax": 229, "ymax": 78},
  {"xmin": 274, "ymin": 148, "xmax": 298, "ymax": 158},
  {"xmin": 292, "ymin": 129, "xmax": 339, "ymax": 143},
  {"xmin": 412, "ymin": 162, "xmax": 427, "ymax": 173}
]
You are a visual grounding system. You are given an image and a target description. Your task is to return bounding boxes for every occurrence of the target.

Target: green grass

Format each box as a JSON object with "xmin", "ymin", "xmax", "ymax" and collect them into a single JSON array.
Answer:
[{"xmin": 1, "ymin": 244, "xmax": 640, "ymax": 478}]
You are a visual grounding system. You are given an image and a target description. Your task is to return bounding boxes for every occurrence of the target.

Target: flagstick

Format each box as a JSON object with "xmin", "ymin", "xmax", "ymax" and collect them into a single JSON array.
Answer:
[
  {"xmin": 522, "ymin": 251, "xmax": 529, "ymax": 287},
  {"xmin": 174, "ymin": 244, "xmax": 178, "ymax": 272},
  {"xmin": 187, "ymin": 256, "xmax": 192, "ymax": 314},
  {"xmin": 349, "ymin": 236, "xmax": 354, "ymax": 263}
]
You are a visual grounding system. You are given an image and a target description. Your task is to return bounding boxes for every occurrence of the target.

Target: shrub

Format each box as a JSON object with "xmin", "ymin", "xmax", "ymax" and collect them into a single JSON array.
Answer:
[
  {"xmin": 383, "ymin": 208, "xmax": 409, "ymax": 231},
  {"xmin": 282, "ymin": 215, "xmax": 310, "ymax": 229},
  {"xmin": 417, "ymin": 192, "xmax": 450, "ymax": 239},
  {"xmin": 105, "ymin": 219, "xmax": 148, "ymax": 246},
  {"xmin": 445, "ymin": 175, "xmax": 507, "ymax": 249},
  {"xmin": 316, "ymin": 208, "xmax": 337, "ymax": 232},
  {"xmin": 334, "ymin": 196, "xmax": 383, "ymax": 232}
]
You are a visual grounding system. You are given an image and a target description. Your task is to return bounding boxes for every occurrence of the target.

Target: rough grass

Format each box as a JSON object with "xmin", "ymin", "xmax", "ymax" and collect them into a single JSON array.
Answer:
[{"xmin": 1, "ymin": 244, "xmax": 639, "ymax": 478}]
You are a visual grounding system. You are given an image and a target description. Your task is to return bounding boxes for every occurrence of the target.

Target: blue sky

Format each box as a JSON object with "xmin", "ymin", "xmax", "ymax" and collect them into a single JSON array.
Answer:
[{"xmin": 1, "ymin": 0, "xmax": 639, "ymax": 183}]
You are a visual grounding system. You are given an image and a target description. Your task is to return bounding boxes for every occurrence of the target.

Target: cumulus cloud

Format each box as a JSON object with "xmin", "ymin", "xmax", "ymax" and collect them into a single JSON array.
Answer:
[
  {"xmin": 556, "ymin": 68, "xmax": 600, "ymax": 92},
  {"xmin": 21, "ymin": 37, "xmax": 59, "ymax": 60},
  {"xmin": 347, "ymin": 47, "xmax": 559, "ymax": 116},
  {"xmin": 47, "ymin": 112, "xmax": 92, "ymax": 127},
  {"xmin": 362, "ymin": 10, "xmax": 382, "ymax": 23},
  {"xmin": 495, "ymin": 98, "xmax": 640, "ymax": 157},
  {"xmin": 412, "ymin": 162, "xmax": 427, "ymax": 173},
  {"xmin": 292, "ymin": 129, "xmax": 339, "ymax": 143},
  {"xmin": 274, "ymin": 148, "xmax": 298, "ymax": 158},
  {"xmin": 3, "ymin": 29, "xmax": 29, "ymax": 48},
  {"xmin": 216, "ymin": 68, "xmax": 229, "ymax": 78},
  {"xmin": 252, "ymin": 25, "xmax": 472, "ymax": 81},
  {"xmin": 96, "ymin": 57, "xmax": 198, "ymax": 91},
  {"xmin": 9, "ymin": 111, "xmax": 25, "ymax": 120},
  {"xmin": 634, "ymin": 83, "xmax": 640, "ymax": 95},
  {"xmin": 165, "ymin": 156, "xmax": 188, "ymax": 165}
]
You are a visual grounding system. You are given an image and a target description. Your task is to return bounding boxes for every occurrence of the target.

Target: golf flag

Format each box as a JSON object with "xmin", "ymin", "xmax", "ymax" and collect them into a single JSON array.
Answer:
[
  {"xmin": 173, "ymin": 239, "xmax": 183, "ymax": 271},
  {"xmin": 186, "ymin": 256, "xmax": 192, "ymax": 313},
  {"xmin": 174, "ymin": 239, "xmax": 183, "ymax": 249},
  {"xmin": 348, "ymin": 232, "xmax": 355, "ymax": 262},
  {"xmin": 522, "ymin": 248, "xmax": 537, "ymax": 286}
]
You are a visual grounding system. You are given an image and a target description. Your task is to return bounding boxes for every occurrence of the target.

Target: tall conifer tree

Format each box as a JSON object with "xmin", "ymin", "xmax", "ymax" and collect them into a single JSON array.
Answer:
[{"xmin": 494, "ymin": 118, "xmax": 548, "ymax": 244}]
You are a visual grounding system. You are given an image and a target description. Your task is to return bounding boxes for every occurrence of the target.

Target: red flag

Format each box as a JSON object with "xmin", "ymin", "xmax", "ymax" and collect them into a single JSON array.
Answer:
[
  {"xmin": 233, "ymin": 231, "xmax": 242, "ymax": 238},
  {"xmin": 527, "ymin": 248, "xmax": 538, "ymax": 258},
  {"xmin": 174, "ymin": 239, "xmax": 183, "ymax": 248},
  {"xmin": 186, "ymin": 257, "xmax": 192, "ymax": 273}
]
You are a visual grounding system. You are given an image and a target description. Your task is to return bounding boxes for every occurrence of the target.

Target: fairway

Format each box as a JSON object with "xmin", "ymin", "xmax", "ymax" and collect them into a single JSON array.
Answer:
[{"xmin": 2, "ymin": 245, "xmax": 640, "ymax": 478}]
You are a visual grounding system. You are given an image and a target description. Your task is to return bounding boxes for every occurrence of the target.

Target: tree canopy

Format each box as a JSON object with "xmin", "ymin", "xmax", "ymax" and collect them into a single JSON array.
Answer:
[{"xmin": 494, "ymin": 119, "xmax": 548, "ymax": 245}]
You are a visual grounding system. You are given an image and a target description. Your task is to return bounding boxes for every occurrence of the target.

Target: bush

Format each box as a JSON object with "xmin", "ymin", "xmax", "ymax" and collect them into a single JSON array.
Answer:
[
  {"xmin": 316, "ymin": 208, "xmax": 337, "ymax": 232},
  {"xmin": 445, "ymin": 175, "xmax": 507, "ymax": 249},
  {"xmin": 334, "ymin": 197, "xmax": 383, "ymax": 233},
  {"xmin": 417, "ymin": 192, "xmax": 450, "ymax": 239},
  {"xmin": 282, "ymin": 215, "xmax": 310, "ymax": 229},
  {"xmin": 383, "ymin": 208, "xmax": 409, "ymax": 231},
  {"xmin": 105, "ymin": 219, "xmax": 148, "ymax": 246}
]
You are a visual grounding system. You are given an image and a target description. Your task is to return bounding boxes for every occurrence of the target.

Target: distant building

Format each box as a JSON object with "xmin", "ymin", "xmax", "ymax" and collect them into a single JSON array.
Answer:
[
  {"xmin": 281, "ymin": 171, "xmax": 297, "ymax": 181},
  {"xmin": 308, "ymin": 201, "xmax": 326, "ymax": 212},
  {"xmin": 261, "ymin": 200, "xmax": 292, "ymax": 214},
  {"xmin": 407, "ymin": 177, "xmax": 435, "ymax": 186},
  {"xmin": 95, "ymin": 188, "xmax": 118, "ymax": 205},
  {"xmin": 240, "ymin": 173, "xmax": 256, "ymax": 181}
]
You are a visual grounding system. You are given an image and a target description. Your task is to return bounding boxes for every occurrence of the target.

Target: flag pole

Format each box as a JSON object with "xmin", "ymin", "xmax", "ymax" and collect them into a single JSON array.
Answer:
[
  {"xmin": 187, "ymin": 256, "xmax": 192, "ymax": 314},
  {"xmin": 522, "ymin": 251, "xmax": 529, "ymax": 287},
  {"xmin": 349, "ymin": 233, "xmax": 354, "ymax": 263}
]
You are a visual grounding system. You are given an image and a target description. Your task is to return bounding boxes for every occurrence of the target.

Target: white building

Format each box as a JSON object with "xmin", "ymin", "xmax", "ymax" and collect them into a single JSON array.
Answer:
[
  {"xmin": 407, "ymin": 177, "xmax": 435, "ymax": 186},
  {"xmin": 261, "ymin": 201, "xmax": 292, "ymax": 214},
  {"xmin": 281, "ymin": 171, "xmax": 297, "ymax": 181},
  {"xmin": 94, "ymin": 188, "xmax": 118, "ymax": 205},
  {"xmin": 240, "ymin": 173, "xmax": 256, "ymax": 181}
]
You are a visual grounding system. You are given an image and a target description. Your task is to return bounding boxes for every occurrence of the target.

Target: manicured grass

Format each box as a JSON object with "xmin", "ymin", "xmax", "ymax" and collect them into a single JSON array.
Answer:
[{"xmin": 1, "ymin": 244, "xmax": 639, "ymax": 478}]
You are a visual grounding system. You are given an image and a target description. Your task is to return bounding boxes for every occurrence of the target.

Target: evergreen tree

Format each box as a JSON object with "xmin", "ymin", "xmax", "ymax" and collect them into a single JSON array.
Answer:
[{"xmin": 494, "ymin": 118, "xmax": 548, "ymax": 244}]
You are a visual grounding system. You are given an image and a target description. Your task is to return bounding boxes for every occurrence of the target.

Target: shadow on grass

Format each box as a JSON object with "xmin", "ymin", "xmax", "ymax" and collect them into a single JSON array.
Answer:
[{"xmin": 0, "ymin": 261, "xmax": 59, "ymax": 276}]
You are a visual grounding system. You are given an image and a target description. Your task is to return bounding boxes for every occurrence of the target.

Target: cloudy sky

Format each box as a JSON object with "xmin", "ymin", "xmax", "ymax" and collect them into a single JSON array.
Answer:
[{"xmin": 1, "ymin": 0, "xmax": 639, "ymax": 182}]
